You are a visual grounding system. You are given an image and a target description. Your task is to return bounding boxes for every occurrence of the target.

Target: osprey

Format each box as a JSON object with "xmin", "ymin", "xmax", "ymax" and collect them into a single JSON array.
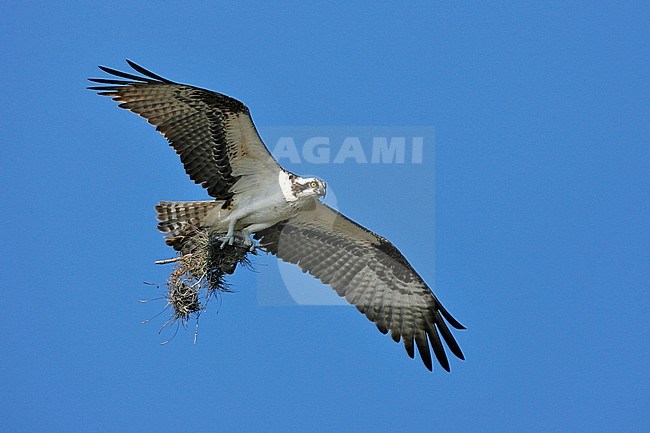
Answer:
[{"xmin": 89, "ymin": 61, "xmax": 465, "ymax": 372}]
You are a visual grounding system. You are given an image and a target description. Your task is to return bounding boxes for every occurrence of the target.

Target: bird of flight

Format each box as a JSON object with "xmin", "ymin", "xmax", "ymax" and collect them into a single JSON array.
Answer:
[{"xmin": 89, "ymin": 61, "xmax": 465, "ymax": 372}]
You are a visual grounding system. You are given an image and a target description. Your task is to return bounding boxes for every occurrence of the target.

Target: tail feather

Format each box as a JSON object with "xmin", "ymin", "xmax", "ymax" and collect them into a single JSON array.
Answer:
[{"xmin": 155, "ymin": 201, "xmax": 219, "ymax": 251}]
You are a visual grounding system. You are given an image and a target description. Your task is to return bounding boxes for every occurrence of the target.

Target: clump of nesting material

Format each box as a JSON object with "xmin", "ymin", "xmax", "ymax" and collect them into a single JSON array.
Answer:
[{"xmin": 159, "ymin": 230, "xmax": 252, "ymax": 326}]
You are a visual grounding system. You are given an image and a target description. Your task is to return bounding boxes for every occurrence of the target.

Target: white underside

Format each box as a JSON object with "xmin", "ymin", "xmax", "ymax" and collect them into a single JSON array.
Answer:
[{"xmin": 202, "ymin": 176, "xmax": 311, "ymax": 236}]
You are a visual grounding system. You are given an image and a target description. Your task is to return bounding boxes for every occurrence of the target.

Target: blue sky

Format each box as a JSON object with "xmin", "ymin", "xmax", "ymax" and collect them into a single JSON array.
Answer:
[{"xmin": 1, "ymin": 2, "xmax": 648, "ymax": 432}]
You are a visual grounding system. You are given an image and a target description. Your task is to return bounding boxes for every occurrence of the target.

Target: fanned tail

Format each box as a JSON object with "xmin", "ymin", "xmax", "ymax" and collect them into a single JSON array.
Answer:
[{"xmin": 155, "ymin": 201, "xmax": 220, "ymax": 252}]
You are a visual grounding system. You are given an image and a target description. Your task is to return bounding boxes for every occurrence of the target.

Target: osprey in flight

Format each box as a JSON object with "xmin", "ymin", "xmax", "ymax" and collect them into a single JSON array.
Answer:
[{"xmin": 89, "ymin": 61, "xmax": 465, "ymax": 372}]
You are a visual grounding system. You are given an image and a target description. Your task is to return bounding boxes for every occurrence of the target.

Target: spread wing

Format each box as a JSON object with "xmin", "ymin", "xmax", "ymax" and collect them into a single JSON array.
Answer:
[
  {"xmin": 255, "ymin": 203, "xmax": 465, "ymax": 371},
  {"xmin": 88, "ymin": 60, "xmax": 281, "ymax": 200}
]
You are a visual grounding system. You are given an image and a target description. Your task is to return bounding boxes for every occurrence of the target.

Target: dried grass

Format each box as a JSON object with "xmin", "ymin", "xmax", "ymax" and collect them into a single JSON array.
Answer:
[{"xmin": 159, "ymin": 230, "xmax": 252, "ymax": 326}]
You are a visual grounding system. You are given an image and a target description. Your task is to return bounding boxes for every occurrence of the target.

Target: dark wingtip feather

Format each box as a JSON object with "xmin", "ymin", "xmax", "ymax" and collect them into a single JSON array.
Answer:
[
  {"xmin": 126, "ymin": 59, "xmax": 173, "ymax": 83},
  {"xmin": 404, "ymin": 337, "xmax": 415, "ymax": 359},
  {"xmin": 87, "ymin": 78, "xmax": 133, "ymax": 85},
  {"xmin": 97, "ymin": 65, "xmax": 150, "ymax": 83},
  {"xmin": 415, "ymin": 334, "xmax": 434, "ymax": 371},
  {"xmin": 86, "ymin": 87, "xmax": 120, "ymax": 96},
  {"xmin": 437, "ymin": 302, "xmax": 466, "ymax": 330},
  {"xmin": 435, "ymin": 317, "xmax": 465, "ymax": 360},
  {"xmin": 426, "ymin": 326, "xmax": 451, "ymax": 372}
]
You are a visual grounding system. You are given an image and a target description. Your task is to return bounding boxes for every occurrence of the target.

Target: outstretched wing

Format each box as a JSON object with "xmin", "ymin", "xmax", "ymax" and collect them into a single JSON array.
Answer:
[
  {"xmin": 88, "ymin": 60, "xmax": 281, "ymax": 200},
  {"xmin": 255, "ymin": 203, "xmax": 465, "ymax": 372}
]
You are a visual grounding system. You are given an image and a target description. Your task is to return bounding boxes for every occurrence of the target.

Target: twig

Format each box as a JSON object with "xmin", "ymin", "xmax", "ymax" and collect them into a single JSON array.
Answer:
[{"xmin": 154, "ymin": 255, "xmax": 191, "ymax": 265}]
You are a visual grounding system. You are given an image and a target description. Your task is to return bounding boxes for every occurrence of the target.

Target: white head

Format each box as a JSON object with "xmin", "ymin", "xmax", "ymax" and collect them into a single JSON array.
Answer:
[{"xmin": 279, "ymin": 171, "xmax": 327, "ymax": 202}]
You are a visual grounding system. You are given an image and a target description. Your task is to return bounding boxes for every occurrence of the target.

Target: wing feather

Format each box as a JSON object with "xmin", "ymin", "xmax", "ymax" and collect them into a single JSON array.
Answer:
[
  {"xmin": 256, "ymin": 202, "xmax": 465, "ymax": 372},
  {"xmin": 89, "ymin": 60, "xmax": 280, "ymax": 200}
]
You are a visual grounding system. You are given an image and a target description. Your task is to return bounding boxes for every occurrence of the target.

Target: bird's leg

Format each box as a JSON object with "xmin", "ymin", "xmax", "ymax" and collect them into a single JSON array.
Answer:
[
  {"xmin": 218, "ymin": 219, "xmax": 238, "ymax": 248},
  {"xmin": 240, "ymin": 228, "xmax": 256, "ymax": 252},
  {"xmin": 240, "ymin": 222, "xmax": 274, "ymax": 252}
]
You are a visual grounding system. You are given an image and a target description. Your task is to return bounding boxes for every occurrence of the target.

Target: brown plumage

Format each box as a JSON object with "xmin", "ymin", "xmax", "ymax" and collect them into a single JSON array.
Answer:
[{"xmin": 90, "ymin": 61, "xmax": 466, "ymax": 372}]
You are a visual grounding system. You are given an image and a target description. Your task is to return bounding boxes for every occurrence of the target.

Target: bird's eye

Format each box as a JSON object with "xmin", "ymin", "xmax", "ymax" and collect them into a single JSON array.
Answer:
[{"xmin": 309, "ymin": 181, "xmax": 318, "ymax": 188}]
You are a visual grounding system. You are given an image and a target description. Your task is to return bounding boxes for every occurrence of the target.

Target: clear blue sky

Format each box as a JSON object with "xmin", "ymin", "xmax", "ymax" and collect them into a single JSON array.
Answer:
[{"xmin": 1, "ymin": 2, "xmax": 648, "ymax": 432}]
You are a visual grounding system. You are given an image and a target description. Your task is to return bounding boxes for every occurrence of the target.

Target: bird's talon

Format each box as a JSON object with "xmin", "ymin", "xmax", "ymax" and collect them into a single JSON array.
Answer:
[{"xmin": 218, "ymin": 235, "xmax": 232, "ymax": 249}]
